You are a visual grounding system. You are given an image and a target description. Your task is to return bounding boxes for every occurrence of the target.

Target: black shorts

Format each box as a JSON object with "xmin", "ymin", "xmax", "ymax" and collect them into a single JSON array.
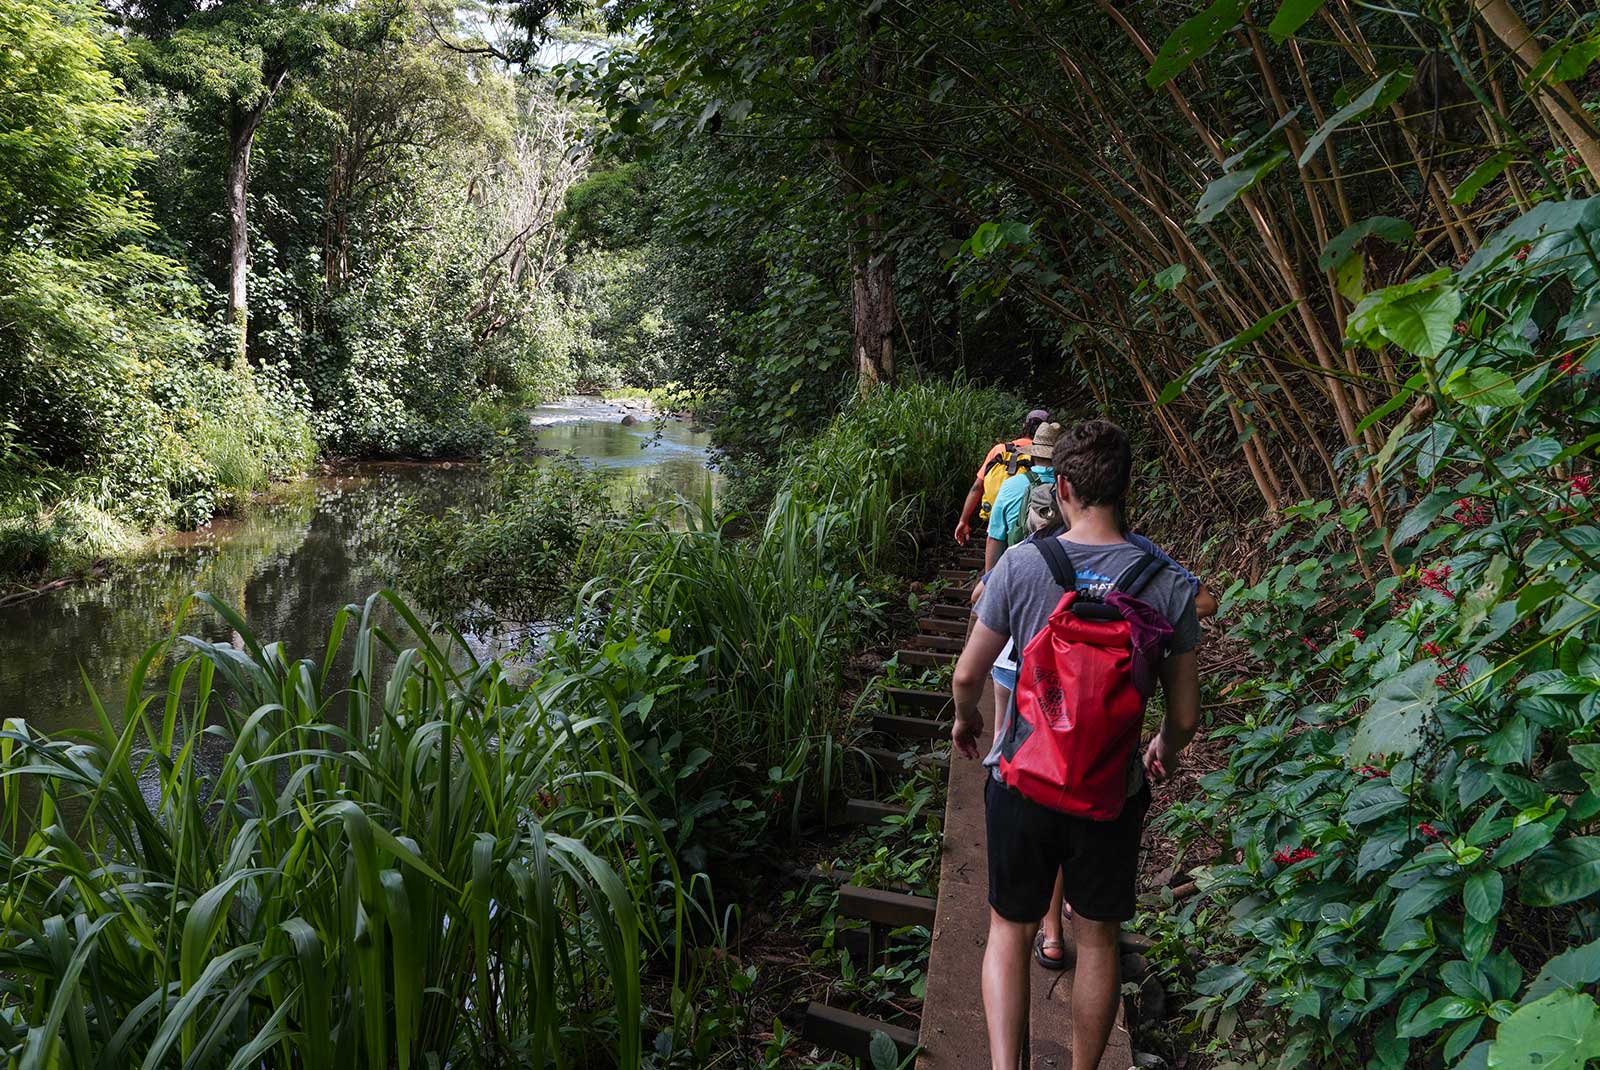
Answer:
[{"xmin": 984, "ymin": 776, "xmax": 1151, "ymax": 923}]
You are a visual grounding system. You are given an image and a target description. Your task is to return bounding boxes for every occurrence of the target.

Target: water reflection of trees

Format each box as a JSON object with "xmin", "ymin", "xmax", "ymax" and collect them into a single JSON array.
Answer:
[
  {"xmin": 1, "ymin": 437, "xmax": 716, "ymax": 737},
  {"xmin": 0, "ymin": 469, "xmax": 481, "ymax": 733}
]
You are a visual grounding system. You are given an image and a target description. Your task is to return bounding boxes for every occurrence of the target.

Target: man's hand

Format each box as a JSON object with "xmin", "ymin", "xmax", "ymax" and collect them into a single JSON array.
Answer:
[
  {"xmin": 952, "ymin": 712, "xmax": 984, "ymax": 759},
  {"xmin": 1143, "ymin": 734, "xmax": 1181, "ymax": 782},
  {"xmin": 954, "ymin": 518, "xmax": 972, "ymax": 545}
]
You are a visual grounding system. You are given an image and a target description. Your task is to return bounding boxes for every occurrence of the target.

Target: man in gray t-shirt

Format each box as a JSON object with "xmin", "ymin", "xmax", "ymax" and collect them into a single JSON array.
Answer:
[
  {"xmin": 949, "ymin": 419, "xmax": 1202, "ymax": 1070},
  {"xmin": 977, "ymin": 537, "xmax": 1199, "ymax": 794}
]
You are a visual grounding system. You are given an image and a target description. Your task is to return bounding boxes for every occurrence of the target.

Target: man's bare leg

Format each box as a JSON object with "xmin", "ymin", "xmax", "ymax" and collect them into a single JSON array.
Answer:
[
  {"xmin": 983, "ymin": 909, "xmax": 1035, "ymax": 1070},
  {"xmin": 1069, "ymin": 914, "xmax": 1122, "ymax": 1070}
]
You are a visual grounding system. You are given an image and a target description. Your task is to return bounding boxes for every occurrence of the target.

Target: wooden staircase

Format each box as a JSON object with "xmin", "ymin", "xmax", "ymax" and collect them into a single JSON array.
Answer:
[{"xmin": 804, "ymin": 549, "xmax": 1137, "ymax": 1069}]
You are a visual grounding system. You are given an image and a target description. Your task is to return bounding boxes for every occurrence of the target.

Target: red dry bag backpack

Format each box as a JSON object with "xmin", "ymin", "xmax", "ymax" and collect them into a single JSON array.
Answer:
[{"xmin": 998, "ymin": 538, "xmax": 1174, "ymax": 819}]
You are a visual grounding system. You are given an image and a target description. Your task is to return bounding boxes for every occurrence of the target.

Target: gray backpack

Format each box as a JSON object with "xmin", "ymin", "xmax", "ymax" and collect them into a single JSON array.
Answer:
[{"xmin": 1006, "ymin": 469, "xmax": 1060, "ymax": 546}]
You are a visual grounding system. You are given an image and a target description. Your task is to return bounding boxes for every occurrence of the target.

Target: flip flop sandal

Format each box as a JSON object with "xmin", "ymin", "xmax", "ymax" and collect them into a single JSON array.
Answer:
[{"xmin": 1034, "ymin": 932, "xmax": 1068, "ymax": 971}]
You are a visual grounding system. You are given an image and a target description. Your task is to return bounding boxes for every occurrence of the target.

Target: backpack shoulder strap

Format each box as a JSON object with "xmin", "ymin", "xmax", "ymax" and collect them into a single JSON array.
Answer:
[
  {"xmin": 981, "ymin": 446, "xmax": 1008, "ymax": 476},
  {"xmin": 1035, "ymin": 536, "xmax": 1077, "ymax": 592},
  {"xmin": 1112, "ymin": 551, "xmax": 1165, "ymax": 598}
]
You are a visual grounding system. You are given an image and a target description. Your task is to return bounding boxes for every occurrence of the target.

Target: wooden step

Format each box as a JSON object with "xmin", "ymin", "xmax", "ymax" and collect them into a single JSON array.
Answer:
[
  {"xmin": 933, "ymin": 585, "xmax": 975, "ymax": 603},
  {"xmin": 907, "ymin": 634, "xmax": 964, "ymax": 654},
  {"xmin": 844, "ymin": 798, "xmax": 910, "ymax": 825},
  {"xmin": 938, "ymin": 569, "xmax": 976, "ymax": 583},
  {"xmin": 887, "ymin": 687, "xmax": 953, "ymax": 714},
  {"xmin": 873, "ymin": 712, "xmax": 949, "ymax": 741},
  {"xmin": 858, "ymin": 745, "xmax": 949, "ymax": 773},
  {"xmin": 839, "ymin": 885, "xmax": 938, "ymax": 928},
  {"xmin": 804, "ymin": 1003, "xmax": 918, "ymax": 1062},
  {"xmin": 919, "ymin": 617, "xmax": 968, "ymax": 637},
  {"xmin": 895, "ymin": 649, "xmax": 956, "ymax": 670},
  {"xmin": 929, "ymin": 602, "xmax": 969, "ymax": 620}
]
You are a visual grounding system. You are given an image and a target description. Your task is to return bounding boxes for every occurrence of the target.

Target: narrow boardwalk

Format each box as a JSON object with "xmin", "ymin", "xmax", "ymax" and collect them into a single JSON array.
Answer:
[
  {"xmin": 803, "ymin": 552, "xmax": 1136, "ymax": 1068},
  {"xmin": 914, "ymin": 558, "xmax": 1133, "ymax": 1070}
]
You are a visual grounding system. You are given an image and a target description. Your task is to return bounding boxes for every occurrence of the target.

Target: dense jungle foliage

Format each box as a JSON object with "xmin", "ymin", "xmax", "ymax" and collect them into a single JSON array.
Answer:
[
  {"xmin": 0, "ymin": 0, "xmax": 674, "ymax": 578},
  {"xmin": 4, "ymin": 0, "xmax": 1600, "ymax": 1067}
]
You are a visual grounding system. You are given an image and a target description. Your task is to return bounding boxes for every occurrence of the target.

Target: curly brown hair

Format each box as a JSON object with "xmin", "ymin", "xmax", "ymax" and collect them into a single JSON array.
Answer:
[{"xmin": 1051, "ymin": 420, "xmax": 1131, "ymax": 507}]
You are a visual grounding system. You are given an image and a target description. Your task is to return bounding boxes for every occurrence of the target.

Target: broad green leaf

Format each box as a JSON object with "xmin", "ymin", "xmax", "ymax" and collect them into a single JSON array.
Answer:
[
  {"xmin": 1487, "ymin": 990, "xmax": 1600, "ymax": 1070},
  {"xmin": 1267, "ymin": 0, "xmax": 1328, "ymax": 41},
  {"xmin": 1459, "ymin": 555, "xmax": 1510, "ymax": 637},
  {"xmin": 1445, "ymin": 367, "xmax": 1522, "ymax": 409},
  {"xmin": 1348, "ymin": 662, "xmax": 1438, "ymax": 763},
  {"xmin": 1335, "ymin": 253, "xmax": 1364, "ymax": 301},
  {"xmin": 1147, "ymin": 0, "xmax": 1249, "ymax": 88},
  {"xmin": 1196, "ymin": 151, "xmax": 1289, "ymax": 225},
  {"xmin": 1496, "ymin": 819, "xmax": 1557, "ymax": 868},
  {"xmin": 1393, "ymin": 489, "xmax": 1454, "ymax": 544},
  {"xmin": 1376, "ymin": 284, "xmax": 1462, "ymax": 357},
  {"xmin": 1462, "ymin": 197, "xmax": 1600, "ymax": 278},
  {"xmin": 1521, "ymin": 837, "xmax": 1600, "ymax": 906},
  {"xmin": 1153, "ymin": 264, "xmax": 1187, "ymax": 291},
  {"xmin": 1527, "ymin": 938, "xmax": 1600, "ymax": 1003},
  {"xmin": 1299, "ymin": 71, "xmax": 1402, "ymax": 167},
  {"xmin": 1417, "ymin": 422, "xmax": 1455, "ymax": 480},
  {"xmin": 1451, "ymin": 152, "xmax": 1514, "ymax": 207},
  {"xmin": 1463, "ymin": 871, "xmax": 1503, "ymax": 923},
  {"xmin": 1344, "ymin": 781, "xmax": 1407, "ymax": 825},
  {"xmin": 1319, "ymin": 216, "xmax": 1414, "ymax": 272},
  {"xmin": 1557, "ymin": 301, "xmax": 1600, "ymax": 341},
  {"xmin": 1523, "ymin": 37, "xmax": 1600, "ymax": 92},
  {"xmin": 1373, "ymin": 411, "xmax": 1415, "ymax": 480},
  {"xmin": 868, "ymin": 1030, "xmax": 900, "ymax": 1070}
]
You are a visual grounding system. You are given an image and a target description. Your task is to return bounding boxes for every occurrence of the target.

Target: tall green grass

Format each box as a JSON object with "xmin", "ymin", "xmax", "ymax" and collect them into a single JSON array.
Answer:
[
  {"xmin": 0, "ymin": 592, "xmax": 681, "ymax": 1067},
  {"xmin": 569, "ymin": 380, "xmax": 1020, "ymax": 822}
]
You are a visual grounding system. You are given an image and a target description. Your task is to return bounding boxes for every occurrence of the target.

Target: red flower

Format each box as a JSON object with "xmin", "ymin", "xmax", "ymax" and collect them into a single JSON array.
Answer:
[
  {"xmin": 1435, "ymin": 662, "xmax": 1470, "ymax": 688},
  {"xmin": 1573, "ymin": 475, "xmax": 1592, "ymax": 498},
  {"xmin": 1558, "ymin": 351, "xmax": 1584, "ymax": 378},
  {"xmin": 1514, "ymin": 245, "xmax": 1530, "ymax": 262},
  {"xmin": 1454, "ymin": 320, "xmax": 1470, "ymax": 337},
  {"xmin": 1271, "ymin": 846, "xmax": 1318, "ymax": 865},
  {"xmin": 1420, "ymin": 564, "xmax": 1453, "ymax": 595},
  {"xmin": 1422, "ymin": 641, "xmax": 1445, "ymax": 658},
  {"xmin": 1417, "ymin": 822, "xmax": 1445, "ymax": 839},
  {"xmin": 1351, "ymin": 628, "xmax": 1366, "ymax": 640},
  {"xmin": 1302, "ymin": 637, "xmax": 1320, "ymax": 652},
  {"xmin": 1452, "ymin": 497, "xmax": 1490, "ymax": 527},
  {"xmin": 1355, "ymin": 764, "xmax": 1389, "ymax": 779},
  {"xmin": 1391, "ymin": 596, "xmax": 1412, "ymax": 617}
]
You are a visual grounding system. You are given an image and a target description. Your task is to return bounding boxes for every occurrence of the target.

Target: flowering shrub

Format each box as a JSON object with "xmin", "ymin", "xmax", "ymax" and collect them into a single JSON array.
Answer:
[{"xmin": 1166, "ymin": 200, "xmax": 1600, "ymax": 1069}]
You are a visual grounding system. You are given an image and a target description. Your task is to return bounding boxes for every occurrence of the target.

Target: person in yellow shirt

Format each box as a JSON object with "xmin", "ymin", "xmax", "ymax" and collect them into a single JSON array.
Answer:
[{"xmin": 952, "ymin": 409, "xmax": 1052, "ymax": 545}]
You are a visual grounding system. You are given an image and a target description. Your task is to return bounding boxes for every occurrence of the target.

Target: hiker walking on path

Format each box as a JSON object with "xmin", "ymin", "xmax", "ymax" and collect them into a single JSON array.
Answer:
[
  {"xmin": 952, "ymin": 409, "xmax": 1052, "ymax": 546},
  {"xmin": 949, "ymin": 420, "xmax": 1203, "ymax": 1070}
]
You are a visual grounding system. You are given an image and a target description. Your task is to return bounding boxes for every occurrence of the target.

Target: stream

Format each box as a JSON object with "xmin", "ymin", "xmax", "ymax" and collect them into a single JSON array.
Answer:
[{"xmin": 0, "ymin": 398, "xmax": 718, "ymax": 735}]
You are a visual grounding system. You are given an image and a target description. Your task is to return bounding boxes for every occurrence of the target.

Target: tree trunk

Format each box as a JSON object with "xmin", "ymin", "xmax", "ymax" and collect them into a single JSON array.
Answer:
[
  {"xmin": 850, "ymin": 233, "xmax": 896, "ymax": 394},
  {"xmin": 224, "ymin": 65, "xmax": 290, "ymax": 367},
  {"xmin": 1473, "ymin": 0, "xmax": 1600, "ymax": 180},
  {"xmin": 224, "ymin": 121, "xmax": 253, "ymax": 367},
  {"xmin": 323, "ymin": 141, "xmax": 351, "ymax": 291}
]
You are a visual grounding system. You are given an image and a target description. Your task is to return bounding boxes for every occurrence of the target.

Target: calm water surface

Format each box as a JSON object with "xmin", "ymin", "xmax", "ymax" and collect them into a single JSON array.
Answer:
[{"xmin": 0, "ymin": 399, "xmax": 717, "ymax": 734}]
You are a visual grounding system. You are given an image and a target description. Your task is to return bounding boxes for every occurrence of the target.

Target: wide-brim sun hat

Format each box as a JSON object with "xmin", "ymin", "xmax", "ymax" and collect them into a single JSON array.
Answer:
[{"xmin": 1025, "ymin": 421, "xmax": 1063, "ymax": 459}]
